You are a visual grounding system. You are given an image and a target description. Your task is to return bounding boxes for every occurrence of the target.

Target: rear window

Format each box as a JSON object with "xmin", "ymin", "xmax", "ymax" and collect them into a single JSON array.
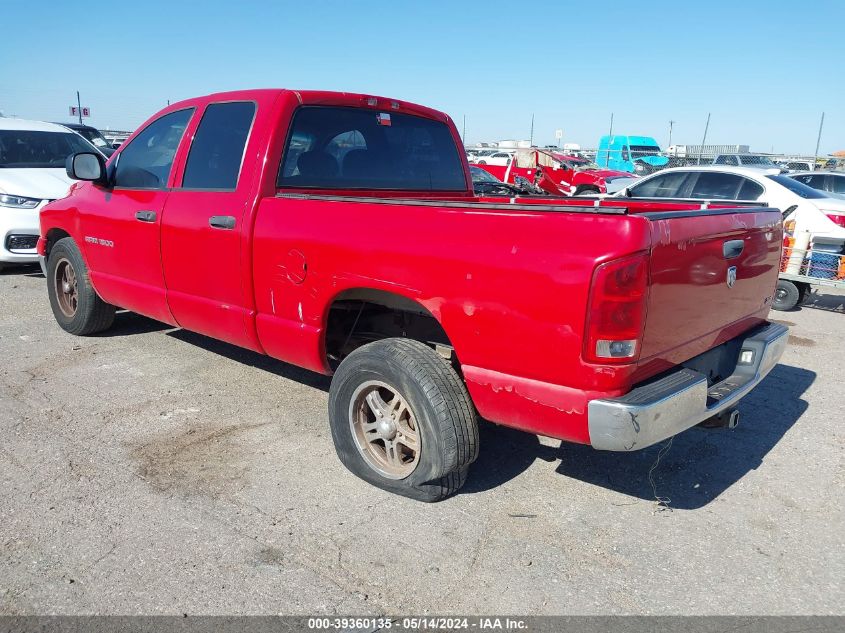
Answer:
[
  {"xmin": 767, "ymin": 175, "xmax": 827, "ymax": 199},
  {"xmin": 277, "ymin": 106, "xmax": 465, "ymax": 191}
]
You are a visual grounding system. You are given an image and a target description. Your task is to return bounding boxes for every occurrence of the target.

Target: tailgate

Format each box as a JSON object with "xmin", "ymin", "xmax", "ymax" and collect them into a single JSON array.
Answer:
[{"xmin": 638, "ymin": 207, "xmax": 783, "ymax": 366}]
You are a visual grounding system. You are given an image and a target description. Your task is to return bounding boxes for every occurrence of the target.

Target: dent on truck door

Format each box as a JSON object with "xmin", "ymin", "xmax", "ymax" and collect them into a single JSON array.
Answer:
[
  {"xmin": 80, "ymin": 108, "xmax": 194, "ymax": 323},
  {"xmin": 160, "ymin": 101, "xmax": 259, "ymax": 350}
]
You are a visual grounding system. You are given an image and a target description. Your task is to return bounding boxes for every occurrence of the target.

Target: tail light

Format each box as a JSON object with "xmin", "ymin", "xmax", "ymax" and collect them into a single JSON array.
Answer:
[
  {"xmin": 823, "ymin": 212, "xmax": 845, "ymax": 228},
  {"xmin": 584, "ymin": 253, "xmax": 649, "ymax": 364}
]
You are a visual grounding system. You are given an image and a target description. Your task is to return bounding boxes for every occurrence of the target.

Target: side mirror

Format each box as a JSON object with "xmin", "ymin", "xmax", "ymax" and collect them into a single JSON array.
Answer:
[{"xmin": 66, "ymin": 152, "xmax": 107, "ymax": 184}]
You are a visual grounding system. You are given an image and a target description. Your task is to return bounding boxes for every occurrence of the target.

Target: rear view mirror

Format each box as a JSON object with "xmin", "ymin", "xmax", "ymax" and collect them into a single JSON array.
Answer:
[{"xmin": 66, "ymin": 152, "xmax": 106, "ymax": 183}]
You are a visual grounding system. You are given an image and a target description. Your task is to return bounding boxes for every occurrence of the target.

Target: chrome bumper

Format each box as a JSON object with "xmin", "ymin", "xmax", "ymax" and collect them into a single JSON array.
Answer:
[
  {"xmin": 38, "ymin": 255, "xmax": 48, "ymax": 277},
  {"xmin": 588, "ymin": 323, "xmax": 789, "ymax": 451}
]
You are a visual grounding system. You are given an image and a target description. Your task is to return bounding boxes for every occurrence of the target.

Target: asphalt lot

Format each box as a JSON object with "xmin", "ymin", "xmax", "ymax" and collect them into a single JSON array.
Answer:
[{"xmin": 1, "ymin": 265, "xmax": 843, "ymax": 615}]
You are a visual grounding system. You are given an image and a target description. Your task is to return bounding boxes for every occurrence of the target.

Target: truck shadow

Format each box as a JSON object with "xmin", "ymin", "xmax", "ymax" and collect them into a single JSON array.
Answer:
[
  {"xmin": 92, "ymin": 311, "xmax": 327, "ymax": 391},
  {"xmin": 463, "ymin": 364, "xmax": 814, "ymax": 510},
  {"xmin": 96, "ymin": 310, "xmax": 174, "ymax": 337},
  {"xmin": 799, "ymin": 291, "xmax": 845, "ymax": 313},
  {"xmin": 166, "ymin": 329, "xmax": 332, "ymax": 392}
]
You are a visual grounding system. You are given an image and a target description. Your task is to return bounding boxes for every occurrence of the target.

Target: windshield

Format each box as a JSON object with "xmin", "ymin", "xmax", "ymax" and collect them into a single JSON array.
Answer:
[
  {"xmin": 470, "ymin": 166, "xmax": 501, "ymax": 184},
  {"xmin": 76, "ymin": 128, "xmax": 110, "ymax": 148},
  {"xmin": 767, "ymin": 175, "xmax": 827, "ymax": 199},
  {"xmin": 565, "ymin": 158, "xmax": 600, "ymax": 170},
  {"xmin": 0, "ymin": 130, "xmax": 98, "ymax": 168},
  {"xmin": 740, "ymin": 155, "xmax": 777, "ymax": 167},
  {"xmin": 629, "ymin": 145, "xmax": 660, "ymax": 157}
]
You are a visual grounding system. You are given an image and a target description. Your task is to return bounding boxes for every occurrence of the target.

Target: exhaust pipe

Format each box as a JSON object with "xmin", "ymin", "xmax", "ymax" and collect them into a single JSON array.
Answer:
[{"xmin": 698, "ymin": 408, "xmax": 740, "ymax": 429}]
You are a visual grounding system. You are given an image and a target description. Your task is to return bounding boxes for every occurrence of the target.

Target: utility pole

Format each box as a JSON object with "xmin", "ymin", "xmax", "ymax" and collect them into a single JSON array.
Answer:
[
  {"xmin": 462, "ymin": 115, "xmax": 466, "ymax": 143},
  {"xmin": 76, "ymin": 91, "xmax": 83, "ymax": 125},
  {"xmin": 813, "ymin": 112, "xmax": 825, "ymax": 168},
  {"xmin": 668, "ymin": 120, "xmax": 676, "ymax": 146},
  {"xmin": 697, "ymin": 113, "xmax": 711, "ymax": 165},
  {"xmin": 609, "ymin": 112, "xmax": 614, "ymax": 137},
  {"xmin": 529, "ymin": 114, "xmax": 534, "ymax": 146}
]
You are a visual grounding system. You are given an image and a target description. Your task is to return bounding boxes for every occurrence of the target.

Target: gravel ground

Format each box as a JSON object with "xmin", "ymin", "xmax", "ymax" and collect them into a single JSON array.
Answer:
[{"xmin": 1, "ymin": 265, "xmax": 843, "ymax": 615}]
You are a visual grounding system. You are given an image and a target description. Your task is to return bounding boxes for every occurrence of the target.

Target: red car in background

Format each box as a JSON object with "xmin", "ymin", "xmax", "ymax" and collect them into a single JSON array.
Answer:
[{"xmin": 474, "ymin": 148, "xmax": 637, "ymax": 196}]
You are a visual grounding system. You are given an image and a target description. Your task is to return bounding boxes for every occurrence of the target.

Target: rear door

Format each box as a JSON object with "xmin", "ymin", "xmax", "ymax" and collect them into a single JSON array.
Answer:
[
  {"xmin": 160, "ymin": 100, "xmax": 259, "ymax": 349},
  {"xmin": 80, "ymin": 108, "xmax": 193, "ymax": 323}
]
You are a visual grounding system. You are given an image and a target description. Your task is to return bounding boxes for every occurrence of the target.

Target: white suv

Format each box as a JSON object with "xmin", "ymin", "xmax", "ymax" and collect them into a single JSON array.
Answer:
[{"xmin": 0, "ymin": 118, "xmax": 97, "ymax": 271}]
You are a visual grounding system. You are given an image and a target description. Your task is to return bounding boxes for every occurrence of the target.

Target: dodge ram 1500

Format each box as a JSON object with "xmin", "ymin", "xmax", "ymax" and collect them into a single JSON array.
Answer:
[{"xmin": 39, "ymin": 89, "xmax": 787, "ymax": 500}]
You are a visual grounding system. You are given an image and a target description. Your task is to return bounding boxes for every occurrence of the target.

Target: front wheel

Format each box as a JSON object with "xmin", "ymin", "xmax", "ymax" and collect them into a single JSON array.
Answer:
[
  {"xmin": 328, "ymin": 338, "xmax": 479, "ymax": 501},
  {"xmin": 47, "ymin": 238, "xmax": 115, "ymax": 335}
]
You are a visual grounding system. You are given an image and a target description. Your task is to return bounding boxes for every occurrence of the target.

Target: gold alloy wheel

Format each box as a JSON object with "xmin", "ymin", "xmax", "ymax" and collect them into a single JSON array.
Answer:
[
  {"xmin": 54, "ymin": 257, "xmax": 79, "ymax": 318},
  {"xmin": 348, "ymin": 380, "xmax": 421, "ymax": 479}
]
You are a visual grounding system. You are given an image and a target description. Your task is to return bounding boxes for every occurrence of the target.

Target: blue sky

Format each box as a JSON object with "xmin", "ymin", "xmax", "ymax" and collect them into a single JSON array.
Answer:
[{"xmin": 2, "ymin": 0, "xmax": 842, "ymax": 154}]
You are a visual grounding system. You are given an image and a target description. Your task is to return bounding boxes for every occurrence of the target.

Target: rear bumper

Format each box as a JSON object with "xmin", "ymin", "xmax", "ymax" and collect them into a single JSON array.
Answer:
[{"xmin": 588, "ymin": 322, "xmax": 788, "ymax": 451}]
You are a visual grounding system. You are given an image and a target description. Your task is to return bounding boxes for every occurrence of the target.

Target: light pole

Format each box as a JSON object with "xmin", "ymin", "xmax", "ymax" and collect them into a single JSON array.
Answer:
[
  {"xmin": 668, "ymin": 120, "xmax": 676, "ymax": 147},
  {"xmin": 813, "ymin": 112, "xmax": 825, "ymax": 169}
]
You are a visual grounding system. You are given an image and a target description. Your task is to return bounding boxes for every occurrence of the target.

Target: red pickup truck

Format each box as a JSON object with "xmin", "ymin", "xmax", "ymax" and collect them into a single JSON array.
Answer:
[{"xmin": 39, "ymin": 89, "xmax": 788, "ymax": 501}]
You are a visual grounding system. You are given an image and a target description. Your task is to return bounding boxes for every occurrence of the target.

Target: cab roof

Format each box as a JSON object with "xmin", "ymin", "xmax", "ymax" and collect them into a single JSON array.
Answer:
[{"xmin": 164, "ymin": 89, "xmax": 451, "ymax": 123}]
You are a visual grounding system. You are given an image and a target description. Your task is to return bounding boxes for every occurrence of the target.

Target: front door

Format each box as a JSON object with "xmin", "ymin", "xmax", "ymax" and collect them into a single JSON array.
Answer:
[
  {"xmin": 80, "ymin": 108, "xmax": 194, "ymax": 323},
  {"xmin": 160, "ymin": 101, "xmax": 259, "ymax": 349}
]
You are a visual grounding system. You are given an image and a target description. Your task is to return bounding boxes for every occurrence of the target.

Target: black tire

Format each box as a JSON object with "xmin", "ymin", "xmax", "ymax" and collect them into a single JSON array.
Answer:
[
  {"xmin": 328, "ymin": 338, "xmax": 479, "ymax": 502},
  {"xmin": 47, "ymin": 237, "xmax": 115, "ymax": 335},
  {"xmin": 575, "ymin": 186, "xmax": 600, "ymax": 196},
  {"xmin": 772, "ymin": 279, "xmax": 800, "ymax": 311}
]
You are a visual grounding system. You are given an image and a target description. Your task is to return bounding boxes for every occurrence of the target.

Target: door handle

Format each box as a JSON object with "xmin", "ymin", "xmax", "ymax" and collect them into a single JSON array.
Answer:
[
  {"xmin": 135, "ymin": 210, "xmax": 157, "ymax": 223},
  {"xmin": 209, "ymin": 215, "xmax": 236, "ymax": 230},
  {"xmin": 723, "ymin": 239, "xmax": 745, "ymax": 259}
]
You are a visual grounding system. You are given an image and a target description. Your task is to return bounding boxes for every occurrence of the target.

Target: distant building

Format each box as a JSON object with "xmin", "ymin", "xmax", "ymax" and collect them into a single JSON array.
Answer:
[{"xmin": 667, "ymin": 144, "xmax": 750, "ymax": 157}]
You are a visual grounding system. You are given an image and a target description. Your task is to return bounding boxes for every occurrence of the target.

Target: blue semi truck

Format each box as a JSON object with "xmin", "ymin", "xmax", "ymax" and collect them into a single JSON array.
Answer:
[{"xmin": 595, "ymin": 135, "xmax": 669, "ymax": 174}]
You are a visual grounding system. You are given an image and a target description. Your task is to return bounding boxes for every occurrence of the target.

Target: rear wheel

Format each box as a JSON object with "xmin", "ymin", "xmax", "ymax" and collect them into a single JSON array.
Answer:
[
  {"xmin": 772, "ymin": 279, "xmax": 800, "ymax": 311},
  {"xmin": 328, "ymin": 338, "xmax": 479, "ymax": 501},
  {"xmin": 47, "ymin": 238, "xmax": 115, "ymax": 335}
]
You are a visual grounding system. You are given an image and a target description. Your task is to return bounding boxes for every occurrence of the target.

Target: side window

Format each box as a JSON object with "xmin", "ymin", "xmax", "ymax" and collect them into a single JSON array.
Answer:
[
  {"xmin": 182, "ymin": 102, "xmax": 256, "ymax": 190},
  {"xmin": 832, "ymin": 176, "xmax": 845, "ymax": 194},
  {"xmin": 629, "ymin": 172, "xmax": 689, "ymax": 197},
  {"xmin": 738, "ymin": 178, "xmax": 764, "ymax": 200},
  {"xmin": 689, "ymin": 173, "xmax": 744, "ymax": 199},
  {"xmin": 114, "ymin": 109, "xmax": 193, "ymax": 189}
]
